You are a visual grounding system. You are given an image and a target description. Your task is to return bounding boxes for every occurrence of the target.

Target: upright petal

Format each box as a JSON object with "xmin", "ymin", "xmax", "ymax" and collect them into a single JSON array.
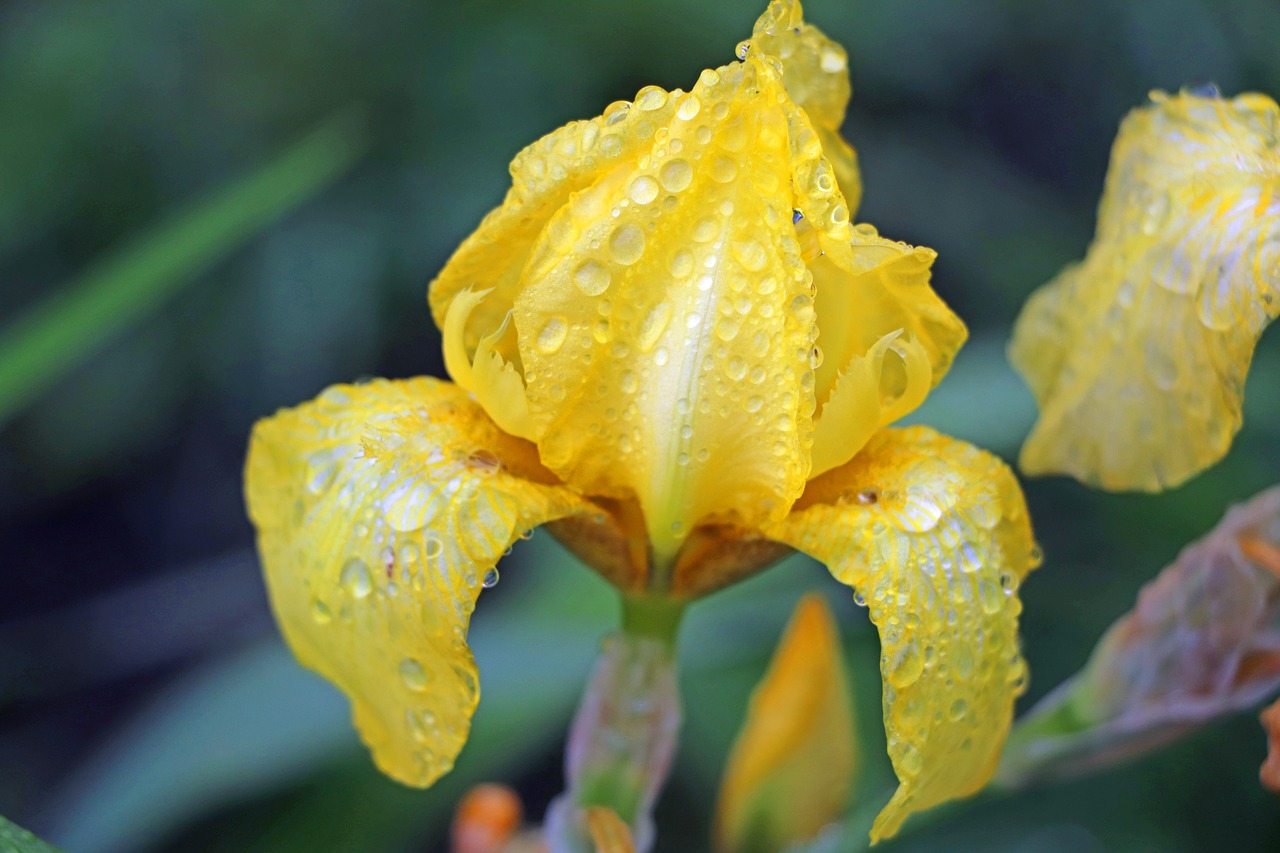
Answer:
[
  {"xmin": 1010, "ymin": 89, "xmax": 1280, "ymax": 491},
  {"xmin": 743, "ymin": 0, "xmax": 862, "ymax": 212},
  {"xmin": 245, "ymin": 378, "xmax": 594, "ymax": 787},
  {"xmin": 428, "ymin": 93, "xmax": 682, "ymax": 351},
  {"xmin": 763, "ymin": 427, "xmax": 1039, "ymax": 842},
  {"xmin": 513, "ymin": 58, "xmax": 830, "ymax": 561}
]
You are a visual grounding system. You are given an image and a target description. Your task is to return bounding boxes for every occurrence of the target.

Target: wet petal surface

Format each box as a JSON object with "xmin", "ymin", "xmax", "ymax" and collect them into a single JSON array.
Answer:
[
  {"xmin": 764, "ymin": 426, "xmax": 1039, "ymax": 841},
  {"xmin": 1011, "ymin": 89, "xmax": 1280, "ymax": 491},
  {"xmin": 245, "ymin": 378, "xmax": 593, "ymax": 786}
]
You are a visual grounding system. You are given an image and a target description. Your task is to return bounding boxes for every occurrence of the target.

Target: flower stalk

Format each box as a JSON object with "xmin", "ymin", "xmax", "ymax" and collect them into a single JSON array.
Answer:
[{"xmin": 545, "ymin": 615, "xmax": 684, "ymax": 853}]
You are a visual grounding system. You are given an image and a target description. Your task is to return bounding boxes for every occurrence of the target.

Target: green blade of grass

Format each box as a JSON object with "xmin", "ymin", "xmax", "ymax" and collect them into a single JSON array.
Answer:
[
  {"xmin": 1, "ymin": 816, "xmax": 66, "ymax": 853},
  {"xmin": 0, "ymin": 110, "xmax": 366, "ymax": 427}
]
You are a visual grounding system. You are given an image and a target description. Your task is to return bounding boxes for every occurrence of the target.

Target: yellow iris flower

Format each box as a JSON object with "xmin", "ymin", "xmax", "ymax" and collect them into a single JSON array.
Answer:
[
  {"xmin": 1011, "ymin": 88, "xmax": 1280, "ymax": 492},
  {"xmin": 244, "ymin": 0, "xmax": 1038, "ymax": 841}
]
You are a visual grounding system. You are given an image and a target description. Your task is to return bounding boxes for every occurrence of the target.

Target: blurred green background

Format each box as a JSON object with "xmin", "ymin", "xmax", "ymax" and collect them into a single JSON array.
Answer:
[{"xmin": 2, "ymin": 0, "xmax": 1279, "ymax": 850}]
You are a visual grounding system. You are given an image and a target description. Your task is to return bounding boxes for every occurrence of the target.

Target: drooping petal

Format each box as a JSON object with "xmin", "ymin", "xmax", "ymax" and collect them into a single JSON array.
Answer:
[
  {"xmin": 715, "ymin": 594, "xmax": 857, "ymax": 853},
  {"xmin": 1010, "ymin": 89, "xmax": 1280, "ymax": 492},
  {"xmin": 512, "ymin": 58, "xmax": 836, "ymax": 562},
  {"xmin": 245, "ymin": 378, "xmax": 594, "ymax": 787},
  {"xmin": 763, "ymin": 427, "xmax": 1039, "ymax": 842},
  {"xmin": 743, "ymin": 0, "xmax": 862, "ymax": 213}
]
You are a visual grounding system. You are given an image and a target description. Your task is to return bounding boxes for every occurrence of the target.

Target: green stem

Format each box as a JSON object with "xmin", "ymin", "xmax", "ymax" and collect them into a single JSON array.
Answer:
[{"xmin": 621, "ymin": 593, "xmax": 687, "ymax": 647}]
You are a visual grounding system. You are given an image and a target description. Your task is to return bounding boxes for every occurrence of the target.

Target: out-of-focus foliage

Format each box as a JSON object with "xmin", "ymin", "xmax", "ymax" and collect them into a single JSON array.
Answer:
[
  {"xmin": 0, "ymin": 816, "xmax": 65, "ymax": 853},
  {"xmin": 1, "ymin": 0, "xmax": 1278, "ymax": 852}
]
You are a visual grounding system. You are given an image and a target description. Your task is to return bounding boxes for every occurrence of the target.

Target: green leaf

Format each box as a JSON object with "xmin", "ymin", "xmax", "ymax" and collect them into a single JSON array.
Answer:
[
  {"xmin": 0, "ymin": 816, "xmax": 66, "ymax": 853},
  {"xmin": 0, "ymin": 110, "xmax": 366, "ymax": 427}
]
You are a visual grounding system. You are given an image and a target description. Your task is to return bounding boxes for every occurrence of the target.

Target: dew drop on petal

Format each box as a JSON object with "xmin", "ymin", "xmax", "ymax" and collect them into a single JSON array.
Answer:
[
  {"xmin": 676, "ymin": 93, "xmax": 701, "ymax": 120},
  {"xmin": 573, "ymin": 260, "xmax": 612, "ymax": 296},
  {"xmin": 659, "ymin": 158, "xmax": 693, "ymax": 193},
  {"xmin": 634, "ymin": 85, "xmax": 667, "ymax": 111},
  {"xmin": 482, "ymin": 567, "xmax": 500, "ymax": 589},
  {"xmin": 400, "ymin": 658, "xmax": 431, "ymax": 692},
  {"xmin": 537, "ymin": 316, "xmax": 569, "ymax": 353},
  {"xmin": 341, "ymin": 557, "xmax": 372, "ymax": 599},
  {"xmin": 637, "ymin": 302, "xmax": 673, "ymax": 352},
  {"xmin": 628, "ymin": 175, "xmax": 660, "ymax": 205},
  {"xmin": 608, "ymin": 223, "xmax": 646, "ymax": 265},
  {"xmin": 311, "ymin": 598, "xmax": 332, "ymax": 624}
]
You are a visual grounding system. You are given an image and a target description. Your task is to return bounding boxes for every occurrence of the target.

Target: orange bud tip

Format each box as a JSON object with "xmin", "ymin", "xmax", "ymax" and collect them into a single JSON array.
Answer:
[{"xmin": 451, "ymin": 783, "xmax": 524, "ymax": 853}]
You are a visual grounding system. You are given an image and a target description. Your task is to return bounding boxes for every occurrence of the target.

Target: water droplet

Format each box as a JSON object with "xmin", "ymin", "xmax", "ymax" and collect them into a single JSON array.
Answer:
[
  {"xmin": 608, "ymin": 223, "xmax": 646, "ymax": 265},
  {"xmin": 792, "ymin": 209, "xmax": 804, "ymax": 223},
  {"xmin": 1145, "ymin": 342, "xmax": 1178, "ymax": 390},
  {"xmin": 676, "ymin": 93, "xmax": 701, "ymax": 120},
  {"xmin": 999, "ymin": 571, "xmax": 1019, "ymax": 593},
  {"xmin": 957, "ymin": 540, "xmax": 983, "ymax": 573},
  {"xmin": 857, "ymin": 489, "xmax": 879, "ymax": 505},
  {"xmin": 948, "ymin": 698, "xmax": 969, "ymax": 721},
  {"xmin": 311, "ymin": 598, "xmax": 332, "ymax": 624},
  {"xmin": 899, "ymin": 741, "xmax": 923, "ymax": 776},
  {"xmin": 628, "ymin": 175, "xmax": 660, "ymax": 205},
  {"xmin": 745, "ymin": 395, "xmax": 764, "ymax": 413},
  {"xmin": 659, "ymin": 158, "xmax": 693, "ymax": 193},
  {"xmin": 341, "ymin": 557, "xmax": 372, "ymax": 599},
  {"xmin": 788, "ymin": 294, "xmax": 815, "ymax": 324},
  {"xmin": 620, "ymin": 370, "xmax": 639, "ymax": 393},
  {"xmin": 306, "ymin": 450, "xmax": 339, "ymax": 494},
  {"xmin": 820, "ymin": 48, "xmax": 847, "ymax": 73},
  {"xmin": 634, "ymin": 85, "xmax": 667, "ymax": 111},
  {"xmin": 732, "ymin": 239, "xmax": 768, "ymax": 272},
  {"xmin": 711, "ymin": 156, "xmax": 738, "ymax": 183},
  {"xmin": 887, "ymin": 640, "xmax": 925, "ymax": 687},
  {"xmin": 670, "ymin": 249, "xmax": 695, "ymax": 278},
  {"xmin": 424, "ymin": 532, "xmax": 444, "ymax": 558},
  {"xmin": 482, "ymin": 567, "xmax": 500, "ymax": 589},
  {"xmin": 453, "ymin": 663, "xmax": 479, "ymax": 699},
  {"xmin": 400, "ymin": 658, "xmax": 431, "ymax": 691},
  {"xmin": 978, "ymin": 578, "xmax": 1002, "ymax": 614},
  {"xmin": 736, "ymin": 39, "xmax": 751, "ymax": 60},
  {"xmin": 637, "ymin": 302, "xmax": 673, "ymax": 351},
  {"xmin": 853, "ymin": 590, "xmax": 867, "ymax": 607},
  {"xmin": 809, "ymin": 345, "xmax": 824, "ymax": 369},
  {"xmin": 536, "ymin": 316, "xmax": 569, "ymax": 353},
  {"xmin": 573, "ymin": 260, "xmax": 612, "ymax": 296}
]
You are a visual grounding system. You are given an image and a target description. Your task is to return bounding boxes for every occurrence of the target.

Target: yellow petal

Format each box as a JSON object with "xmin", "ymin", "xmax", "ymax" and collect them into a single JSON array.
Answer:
[
  {"xmin": 245, "ymin": 378, "xmax": 593, "ymax": 787},
  {"xmin": 512, "ymin": 58, "xmax": 833, "ymax": 564},
  {"xmin": 1010, "ymin": 89, "xmax": 1280, "ymax": 491},
  {"xmin": 808, "ymin": 232, "xmax": 966, "ymax": 476},
  {"xmin": 810, "ymin": 329, "xmax": 931, "ymax": 477},
  {"xmin": 763, "ymin": 427, "xmax": 1039, "ymax": 842},
  {"xmin": 744, "ymin": 0, "xmax": 862, "ymax": 212},
  {"xmin": 428, "ymin": 96, "xmax": 682, "ymax": 359},
  {"xmin": 585, "ymin": 807, "xmax": 638, "ymax": 853},
  {"xmin": 443, "ymin": 288, "xmax": 536, "ymax": 440},
  {"xmin": 715, "ymin": 594, "xmax": 856, "ymax": 853}
]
